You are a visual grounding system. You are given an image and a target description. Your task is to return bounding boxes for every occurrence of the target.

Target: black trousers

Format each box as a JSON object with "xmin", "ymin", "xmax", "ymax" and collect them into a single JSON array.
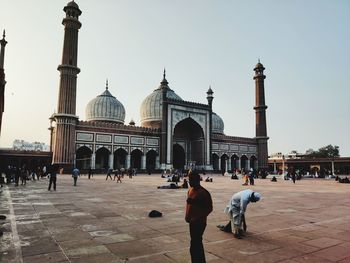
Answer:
[
  {"xmin": 189, "ymin": 221, "xmax": 207, "ymax": 263},
  {"xmin": 48, "ymin": 177, "xmax": 57, "ymax": 190},
  {"xmin": 73, "ymin": 177, "xmax": 78, "ymax": 186}
]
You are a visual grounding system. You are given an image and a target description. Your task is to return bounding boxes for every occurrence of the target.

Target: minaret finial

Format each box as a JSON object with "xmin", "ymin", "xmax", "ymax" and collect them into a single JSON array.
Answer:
[
  {"xmin": 163, "ymin": 68, "xmax": 166, "ymax": 79},
  {"xmin": 2, "ymin": 30, "xmax": 5, "ymax": 39},
  {"xmin": 106, "ymin": 79, "xmax": 108, "ymax": 90},
  {"xmin": 258, "ymin": 58, "xmax": 260, "ymax": 63}
]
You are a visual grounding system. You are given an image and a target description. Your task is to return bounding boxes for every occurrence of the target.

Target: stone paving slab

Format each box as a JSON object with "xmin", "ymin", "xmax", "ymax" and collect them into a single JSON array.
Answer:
[{"xmin": 0, "ymin": 174, "xmax": 350, "ymax": 262}]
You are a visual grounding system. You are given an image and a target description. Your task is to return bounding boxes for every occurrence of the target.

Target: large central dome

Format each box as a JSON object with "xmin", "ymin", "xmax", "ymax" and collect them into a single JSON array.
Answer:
[
  {"xmin": 140, "ymin": 72, "xmax": 182, "ymax": 128},
  {"xmin": 85, "ymin": 82, "xmax": 125, "ymax": 124}
]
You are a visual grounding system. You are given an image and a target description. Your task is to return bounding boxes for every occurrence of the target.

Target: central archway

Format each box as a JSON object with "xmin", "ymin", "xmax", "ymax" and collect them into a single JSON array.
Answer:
[
  {"xmin": 173, "ymin": 144, "xmax": 185, "ymax": 169},
  {"xmin": 173, "ymin": 117, "xmax": 205, "ymax": 169}
]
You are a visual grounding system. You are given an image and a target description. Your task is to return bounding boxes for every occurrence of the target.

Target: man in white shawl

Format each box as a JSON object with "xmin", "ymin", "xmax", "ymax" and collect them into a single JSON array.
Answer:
[{"xmin": 220, "ymin": 189, "xmax": 261, "ymax": 238}]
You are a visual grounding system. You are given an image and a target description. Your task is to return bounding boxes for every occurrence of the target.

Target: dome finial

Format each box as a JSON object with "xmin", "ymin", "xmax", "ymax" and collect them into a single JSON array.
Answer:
[
  {"xmin": 161, "ymin": 68, "xmax": 168, "ymax": 85},
  {"xmin": 2, "ymin": 29, "xmax": 5, "ymax": 39},
  {"xmin": 106, "ymin": 79, "xmax": 108, "ymax": 90}
]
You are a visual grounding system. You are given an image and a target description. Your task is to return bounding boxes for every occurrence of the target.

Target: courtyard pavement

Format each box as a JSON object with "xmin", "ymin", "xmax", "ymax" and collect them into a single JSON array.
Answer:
[{"xmin": 0, "ymin": 173, "xmax": 350, "ymax": 263}]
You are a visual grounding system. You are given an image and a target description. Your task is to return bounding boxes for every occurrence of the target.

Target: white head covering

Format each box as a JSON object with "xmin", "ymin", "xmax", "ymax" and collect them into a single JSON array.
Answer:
[{"xmin": 253, "ymin": 192, "xmax": 261, "ymax": 202}]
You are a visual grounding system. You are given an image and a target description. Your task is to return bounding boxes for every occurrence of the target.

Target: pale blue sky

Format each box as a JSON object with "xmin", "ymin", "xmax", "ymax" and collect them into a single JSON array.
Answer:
[{"xmin": 0, "ymin": 0, "xmax": 349, "ymax": 156}]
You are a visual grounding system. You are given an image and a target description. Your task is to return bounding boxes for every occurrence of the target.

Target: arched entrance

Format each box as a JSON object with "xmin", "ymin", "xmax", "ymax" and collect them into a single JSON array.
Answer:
[
  {"xmin": 173, "ymin": 144, "xmax": 185, "ymax": 169},
  {"xmin": 231, "ymin": 154, "xmax": 239, "ymax": 171},
  {"xmin": 241, "ymin": 155, "xmax": 248, "ymax": 172},
  {"xmin": 95, "ymin": 147, "xmax": 110, "ymax": 169},
  {"xmin": 114, "ymin": 148, "xmax": 127, "ymax": 169},
  {"xmin": 76, "ymin": 146, "xmax": 92, "ymax": 170},
  {"xmin": 220, "ymin": 154, "xmax": 229, "ymax": 173},
  {"xmin": 131, "ymin": 149, "xmax": 142, "ymax": 169},
  {"xmin": 173, "ymin": 117, "xmax": 205, "ymax": 168},
  {"xmin": 250, "ymin": 156, "xmax": 257, "ymax": 169},
  {"xmin": 146, "ymin": 150, "xmax": 158, "ymax": 171},
  {"xmin": 212, "ymin": 153, "xmax": 219, "ymax": 171}
]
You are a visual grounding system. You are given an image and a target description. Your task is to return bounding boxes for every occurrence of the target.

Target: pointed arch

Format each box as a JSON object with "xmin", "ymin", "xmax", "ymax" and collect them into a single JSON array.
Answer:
[
  {"xmin": 114, "ymin": 148, "xmax": 127, "ymax": 169},
  {"xmin": 76, "ymin": 146, "xmax": 92, "ymax": 170},
  {"xmin": 95, "ymin": 147, "xmax": 110, "ymax": 169}
]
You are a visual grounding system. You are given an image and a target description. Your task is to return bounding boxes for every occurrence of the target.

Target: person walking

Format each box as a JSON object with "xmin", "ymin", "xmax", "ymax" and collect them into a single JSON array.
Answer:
[
  {"xmin": 185, "ymin": 170, "xmax": 213, "ymax": 263},
  {"xmin": 72, "ymin": 167, "xmax": 80, "ymax": 186},
  {"xmin": 290, "ymin": 168, "xmax": 296, "ymax": 184},
  {"xmin": 106, "ymin": 168, "xmax": 113, "ymax": 180},
  {"xmin": 48, "ymin": 164, "xmax": 58, "ymax": 191},
  {"xmin": 14, "ymin": 167, "xmax": 20, "ymax": 186},
  {"xmin": 88, "ymin": 167, "xmax": 93, "ymax": 179},
  {"xmin": 221, "ymin": 189, "xmax": 261, "ymax": 239},
  {"xmin": 20, "ymin": 167, "xmax": 27, "ymax": 185}
]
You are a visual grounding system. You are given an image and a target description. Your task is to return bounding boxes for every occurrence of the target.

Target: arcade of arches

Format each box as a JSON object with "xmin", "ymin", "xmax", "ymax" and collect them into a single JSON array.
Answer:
[
  {"xmin": 212, "ymin": 153, "xmax": 257, "ymax": 172},
  {"xmin": 75, "ymin": 146, "xmax": 159, "ymax": 171}
]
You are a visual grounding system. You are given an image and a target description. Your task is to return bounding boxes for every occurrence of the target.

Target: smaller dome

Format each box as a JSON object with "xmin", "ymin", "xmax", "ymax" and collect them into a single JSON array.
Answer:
[
  {"xmin": 85, "ymin": 86, "xmax": 125, "ymax": 124},
  {"xmin": 212, "ymin": 112, "xmax": 224, "ymax": 134},
  {"xmin": 129, "ymin": 119, "xmax": 135, "ymax": 126}
]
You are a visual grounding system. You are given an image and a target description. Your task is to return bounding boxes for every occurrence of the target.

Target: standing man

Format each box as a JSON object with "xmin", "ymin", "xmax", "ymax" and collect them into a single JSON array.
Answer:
[
  {"xmin": 88, "ymin": 167, "xmax": 93, "ymax": 179},
  {"xmin": 222, "ymin": 189, "xmax": 261, "ymax": 239},
  {"xmin": 48, "ymin": 164, "xmax": 58, "ymax": 191},
  {"xmin": 72, "ymin": 167, "xmax": 80, "ymax": 186},
  {"xmin": 185, "ymin": 170, "xmax": 213, "ymax": 263}
]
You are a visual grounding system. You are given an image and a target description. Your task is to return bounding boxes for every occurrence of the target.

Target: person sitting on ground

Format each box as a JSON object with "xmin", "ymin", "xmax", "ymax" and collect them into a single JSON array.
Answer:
[
  {"xmin": 205, "ymin": 177, "xmax": 213, "ymax": 182},
  {"xmin": 271, "ymin": 176, "xmax": 277, "ymax": 182},
  {"xmin": 231, "ymin": 173, "xmax": 238, "ymax": 180},
  {"xmin": 157, "ymin": 183, "xmax": 180, "ymax": 189},
  {"xmin": 218, "ymin": 189, "xmax": 261, "ymax": 239},
  {"xmin": 180, "ymin": 178, "xmax": 189, "ymax": 188},
  {"xmin": 339, "ymin": 177, "xmax": 350, "ymax": 183}
]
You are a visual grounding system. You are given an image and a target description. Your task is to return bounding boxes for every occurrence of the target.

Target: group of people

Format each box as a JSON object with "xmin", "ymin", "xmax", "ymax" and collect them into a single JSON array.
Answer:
[
  {"xmin": 0, "ymin": 165, "xmax": 49, "ymax": 187},
  {"xmin": 106, "ymin": 167, "xmax": 136, "ymax": 182},
  {"xmin": 185, "ymin": 170, "xmax": 261, "ymax": 263}
]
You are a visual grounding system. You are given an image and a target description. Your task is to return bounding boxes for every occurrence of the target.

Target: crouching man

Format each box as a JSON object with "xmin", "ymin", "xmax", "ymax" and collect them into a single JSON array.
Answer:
[{"xmin": 221, "ymin": 189, "xmax": 261, "ymax": 239}]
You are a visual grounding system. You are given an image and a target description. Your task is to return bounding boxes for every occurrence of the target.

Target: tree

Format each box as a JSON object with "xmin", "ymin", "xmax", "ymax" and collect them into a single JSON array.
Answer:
[{"xmin": 308, "ymin": 145, "xmax": 340, "ymax": 158}]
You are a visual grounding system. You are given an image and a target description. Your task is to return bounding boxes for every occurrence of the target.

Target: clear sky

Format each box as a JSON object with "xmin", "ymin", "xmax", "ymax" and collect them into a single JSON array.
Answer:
[{"xmin": 0, "ymin": 0, "xmax": 349, "ymax": 156}]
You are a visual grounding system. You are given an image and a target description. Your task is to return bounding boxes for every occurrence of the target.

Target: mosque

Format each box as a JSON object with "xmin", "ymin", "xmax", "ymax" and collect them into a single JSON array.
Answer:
[{"xmin": 51, "ymin": 1, "xmax": 269, "ymax": 172}]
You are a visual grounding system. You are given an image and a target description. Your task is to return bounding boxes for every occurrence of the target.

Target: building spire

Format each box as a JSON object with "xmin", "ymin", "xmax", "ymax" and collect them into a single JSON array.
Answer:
[
  {"xmin": 161, "ymin": 68, "xmax": 168, "ymax": 85},
  {"xmin": 2, "ymin": 30, "xmax": 5, "ymax": 39},
  {"xmin": 106, "ymin": 79, "xmax": 109, "ymax": 90}
]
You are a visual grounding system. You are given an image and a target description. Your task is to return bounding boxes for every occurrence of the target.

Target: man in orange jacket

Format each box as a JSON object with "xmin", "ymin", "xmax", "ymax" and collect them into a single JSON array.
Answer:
[{"xmin": 185, "ymin": 170, "xmax": 213, "ymax": 263}]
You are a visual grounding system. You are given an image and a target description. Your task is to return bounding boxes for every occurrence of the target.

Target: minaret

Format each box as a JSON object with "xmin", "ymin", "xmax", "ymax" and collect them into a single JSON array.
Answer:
[
  {"xmin": 206, "ymin": 86, "xmax": 214, "ymax": 170},
  {"xmin": 0, "ymin": 30, "xmax": 7, "ymax": 136},
  {"xmin": 253, "ymin": 60, "xmax": 269, "ymax": 169},
  {"xmin": 160, "ymin": 69, "xmax": 169, "ymax": 169},
  {"xmin": 52, "ymin": 1, "xmax": 82, "ymax": 170}
]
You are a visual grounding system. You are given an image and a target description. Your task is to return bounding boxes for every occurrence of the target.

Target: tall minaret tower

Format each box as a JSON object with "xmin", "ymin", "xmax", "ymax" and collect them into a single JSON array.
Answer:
[
  {"xmin": 253, "ymin": 60, "xmax": 269, "ymax": 169},
  {"xmin": 52, "ymin": 1, "xmax": 82, "ymax": 170},
  {"xmin": 0, "ymin": 30, "xmax": 8, "ymax": 136},
  {"xmin": 160, "ymin": 69, "xmax": 169, "ymax": 169}
]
